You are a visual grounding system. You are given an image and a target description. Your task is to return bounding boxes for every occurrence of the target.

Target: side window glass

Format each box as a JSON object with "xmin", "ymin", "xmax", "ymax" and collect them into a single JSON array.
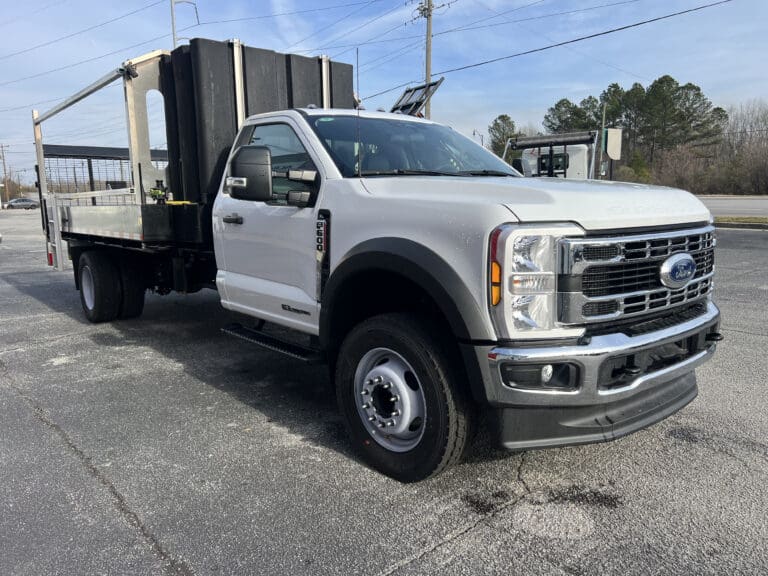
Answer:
[{"xmin": 249, "ymin": 123, "xmax": 316, "ymax": 205}]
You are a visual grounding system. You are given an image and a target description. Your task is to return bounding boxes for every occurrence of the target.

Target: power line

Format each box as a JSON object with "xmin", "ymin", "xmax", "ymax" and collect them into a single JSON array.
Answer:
[
  {"xmin": 0, "ymin": 0, "xmax": 69, "ymax": 29},
  {"xmin": 0, "ymin": 32, "xmax": 172, "ymax": 88},
  {"xmin": 364, "ymin": 0, "xmax": 733, "ymax": 99},
  {"xmin": 312, "ymin": 1, "xmax": 409, "ymax": 57},
  {"xmin": 0, "ymin": 97, "xmax": 65, "ymax": 114},
  {"xmin": 328, "ymin": 19, "xmax": 412, "ymax": 58},
  {"xmin": 359, "ymin": 39, "xmax": 425, "ymax": 72},
  {"xmin": 0, "ymin": 0, "xmax": 166, "ymax": 61},
  {"xmin": 0, "ymin": 2, "xmax": 391, "ymax": 89},
  {"xmin": 435, "ymin": 0, "xmax": 547, "ymax": 36},
  {"xmin": 300, "ymin": 0, "xmax": 642, "ymax": 53},
  {"xmin": 284, "ymin": 0, "xmax": 383, "ymax": 51},
  {"xmin": 197, "ymin": 1, "xmax": 384, "ymax": 26},
  {"xmin": 435, "ymin": 0, "xmax": 642, "ymax": 36},
  {"xmin": 469, "ymin": 0, "xmax": 650, "ymax": 81},
  {"xmin": 0, "ymin": 83, "xmax": 123, "ymax": 115}
]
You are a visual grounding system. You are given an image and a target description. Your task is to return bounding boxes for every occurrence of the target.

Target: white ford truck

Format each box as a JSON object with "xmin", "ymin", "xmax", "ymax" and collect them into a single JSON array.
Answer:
[{"xmin": 34, "ymin": 42, "xmax": 721, "ymax": 481}]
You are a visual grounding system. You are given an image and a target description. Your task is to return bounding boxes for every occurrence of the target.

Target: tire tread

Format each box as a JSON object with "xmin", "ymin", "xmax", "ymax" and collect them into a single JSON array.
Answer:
[{"xmin": 336, "ymin": 313, "xmax": 472, "ymax": 481}]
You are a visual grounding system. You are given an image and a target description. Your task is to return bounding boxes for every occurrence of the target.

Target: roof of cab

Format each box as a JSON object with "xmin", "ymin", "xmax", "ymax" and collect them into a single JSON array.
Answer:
[{"xmin": 244, "ymin": 108, "xmax": 435, "ymax": 125}]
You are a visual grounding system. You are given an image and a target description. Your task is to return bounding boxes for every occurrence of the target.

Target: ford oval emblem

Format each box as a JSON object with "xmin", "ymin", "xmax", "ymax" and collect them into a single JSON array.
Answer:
[{"xmin": 660, "ymin": 253, "xmax": 697, "ymax": 289}]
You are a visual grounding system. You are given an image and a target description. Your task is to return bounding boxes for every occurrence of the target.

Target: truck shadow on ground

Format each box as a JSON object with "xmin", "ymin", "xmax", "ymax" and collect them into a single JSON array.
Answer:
[{"xmin": 3, "ymin": 267, "xmax": 517, "ymax": 477}]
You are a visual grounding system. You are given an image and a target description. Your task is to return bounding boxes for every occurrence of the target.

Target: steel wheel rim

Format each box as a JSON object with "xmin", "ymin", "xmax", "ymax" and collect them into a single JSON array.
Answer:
[
  {"xmin": 354, "ymin": 347, "xmax": 427, "ymax": 453},
  {"xmin": 81, "ymin": 265, "xmax": 95, "ymax": 310}
]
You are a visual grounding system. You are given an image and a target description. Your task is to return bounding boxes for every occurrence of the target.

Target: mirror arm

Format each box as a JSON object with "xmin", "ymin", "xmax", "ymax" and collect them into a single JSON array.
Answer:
[
  {"xmin": 286, "ymin": 190, "xmax": 311, "ymax": 208},
  {"xmin": 272, "ymin": 169, "xmax": 318, "ymax": 183},
  {"xmin": 225, "ymin": 176, "xmax": 247, "ymax": 189}
]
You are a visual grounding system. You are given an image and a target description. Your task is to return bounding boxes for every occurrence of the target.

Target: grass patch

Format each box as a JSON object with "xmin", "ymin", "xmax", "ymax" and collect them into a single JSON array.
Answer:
[{"xmin": 714, "ymin": 216, "xmax": 768, "ymax": 224}]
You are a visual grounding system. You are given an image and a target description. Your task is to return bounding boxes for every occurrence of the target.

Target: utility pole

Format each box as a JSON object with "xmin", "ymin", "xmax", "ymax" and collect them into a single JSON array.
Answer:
[
  {"xmin": 423, "ymin": 0, "xmax": 433, "ymax": 119},
  {"xmin": 416, "ymin": 0, "xmax": 454, "ymax": 119},
  {"xmin": 417, "ymin": 0, "xmax": 436, "ymax": 119},
  {"xmin": 0, "ymin": 144, "xmax": 9, "ymax": 207}
]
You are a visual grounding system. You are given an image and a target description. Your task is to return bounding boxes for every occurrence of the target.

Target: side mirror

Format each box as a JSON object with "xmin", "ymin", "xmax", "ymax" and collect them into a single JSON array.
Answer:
[{"xmin": 227, "ymin": 145, "xmax": 273, "ymax": 201}]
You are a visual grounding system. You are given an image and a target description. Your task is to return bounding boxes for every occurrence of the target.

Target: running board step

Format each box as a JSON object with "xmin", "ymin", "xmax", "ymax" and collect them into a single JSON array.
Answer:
[{"xmin": 222, "ymin": 323, "xmax": 324, "ymax": 364}]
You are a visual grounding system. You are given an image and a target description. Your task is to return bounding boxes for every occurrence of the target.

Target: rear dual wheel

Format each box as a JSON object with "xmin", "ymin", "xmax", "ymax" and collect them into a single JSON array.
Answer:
[
  {"xmin": 336, "ymin": 313, "xmax": 472, "ymax": 482},
  {"xmin": 78, "ymin": 251, "xmax": 145, "ymax": 323}
]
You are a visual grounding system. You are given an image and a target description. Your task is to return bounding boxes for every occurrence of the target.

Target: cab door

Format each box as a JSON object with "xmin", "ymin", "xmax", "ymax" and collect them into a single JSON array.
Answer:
[{"xmin": 213, "ymin": 119, "xmax": 323, "ymax": 335}]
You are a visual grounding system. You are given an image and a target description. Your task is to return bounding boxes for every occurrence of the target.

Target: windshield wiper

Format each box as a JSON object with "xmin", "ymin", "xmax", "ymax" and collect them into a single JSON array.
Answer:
[
  {"xmin": 456, "ymin": 169, "xmax": 517, "ymax": 177},
  {"xmin": 359, "ymin": 169, "xmax": 457, "ymax": 177}
]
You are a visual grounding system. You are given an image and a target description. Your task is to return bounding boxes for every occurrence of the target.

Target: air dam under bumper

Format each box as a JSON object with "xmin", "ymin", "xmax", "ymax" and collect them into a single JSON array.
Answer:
[{"xmin": 468, "ymin": 300, "xmax": 720, "ymax": 450}]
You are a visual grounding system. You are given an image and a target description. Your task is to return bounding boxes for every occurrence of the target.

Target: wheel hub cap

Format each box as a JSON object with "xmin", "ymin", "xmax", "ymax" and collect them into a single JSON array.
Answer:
[{"xmin": 354, "ymin": 348, "xmax": 426, "ymax": 452}]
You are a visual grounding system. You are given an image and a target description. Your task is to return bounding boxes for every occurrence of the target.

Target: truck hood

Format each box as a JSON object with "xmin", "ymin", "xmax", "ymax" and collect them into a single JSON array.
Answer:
[{"xmin": 361, "ymin": 176, "xmax": 711, "ymax": 231}]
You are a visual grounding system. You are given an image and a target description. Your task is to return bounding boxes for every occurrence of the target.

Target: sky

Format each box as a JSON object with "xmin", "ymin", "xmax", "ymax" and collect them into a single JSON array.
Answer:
[{"xmin": 0, "ymin": 0, "xmax": 765, "ymax": 183}]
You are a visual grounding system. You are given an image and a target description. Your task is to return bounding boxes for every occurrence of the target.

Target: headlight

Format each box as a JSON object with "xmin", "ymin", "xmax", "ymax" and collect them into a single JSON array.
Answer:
[{"xmin": 488, "ymin": 223, "xmax": 585, "ymax": 340}]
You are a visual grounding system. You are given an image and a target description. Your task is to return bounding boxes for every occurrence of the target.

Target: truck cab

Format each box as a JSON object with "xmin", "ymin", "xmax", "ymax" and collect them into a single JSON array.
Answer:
[{"xmin": 213, "ymin": 109, "xmax": 721, "ymax": 481}]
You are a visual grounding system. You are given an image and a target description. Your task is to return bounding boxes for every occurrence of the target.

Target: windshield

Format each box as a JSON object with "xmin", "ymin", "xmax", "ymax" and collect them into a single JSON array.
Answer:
[{"xmin": 306, "ymin": 115, "xmax": 519, "ymax": 178}]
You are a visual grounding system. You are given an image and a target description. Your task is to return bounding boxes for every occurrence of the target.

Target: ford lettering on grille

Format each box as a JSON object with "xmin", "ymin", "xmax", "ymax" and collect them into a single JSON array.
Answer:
[{"xmin": 660, "ymin": 253, "xmax": 697, "ymax": 289}]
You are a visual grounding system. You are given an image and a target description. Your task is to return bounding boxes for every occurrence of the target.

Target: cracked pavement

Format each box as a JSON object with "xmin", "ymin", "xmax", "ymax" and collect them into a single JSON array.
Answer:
[{"xmin": 1, "ymin": 211, "xmax": 767, "ymax": 575}]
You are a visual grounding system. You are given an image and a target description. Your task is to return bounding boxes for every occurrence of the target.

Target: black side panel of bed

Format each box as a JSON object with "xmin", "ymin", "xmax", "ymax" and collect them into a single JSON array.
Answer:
[
  {"xmin": 330, "ymin": 62, "xmax": 355, "ymax": 109},
  {"xmin": 242, "ymin": 46, "xmax": 289, "ymax": 115},
  {"xmin": 287, "ymin": 54, "xmax": 323, "ymax": 108},
  {"xmin": 189, "ymin": 38, "xmax": 237, "ymax": 206},
  {"xmin": 164, "ymin": 38, "xmax": 354, "ymax": 220},
  {"xmin": 170, "ymin": 45, "xmax": 200, "ymax": 204}
]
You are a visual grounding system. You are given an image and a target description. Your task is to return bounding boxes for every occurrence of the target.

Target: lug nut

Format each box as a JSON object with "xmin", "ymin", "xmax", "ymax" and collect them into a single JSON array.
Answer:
[
  {"xmin": 368, "ymin": 416, "xmax": 376, "ymax": 422},
  {"xmin": 393, "ymin": 394, "xmax": 400, "ymax": 402},
  {"xmin": 392, "ymin": 410, "xmax": 401, "ymax": 417},
  {"xmin": 365, "ymin": 379, "xmax": 373, "ymax": 386},
  {"xmin": 377, "ymin": 422, "xmax": 385, "ymax": 428},
  {"xmin": 361, "ymin": 403, "xmax": 371, "ymax": 409},
  {"xmin": 373, "ymin": 376, "xmax": 383, "ymax": 384},
  {"xmin": 382, "ymin": 382, "xmax": 392, "ymax": 390},
  {"xmin": 386, "ymin": 420, "xmax": 395, "ymax": 427},
  {"xmin": 360, "ymin": 389, "xmax": 370, "ymax": 396}
]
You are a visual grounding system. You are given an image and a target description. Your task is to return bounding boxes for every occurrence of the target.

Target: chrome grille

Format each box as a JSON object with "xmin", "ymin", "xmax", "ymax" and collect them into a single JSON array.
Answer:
[
  {"xmin": 582, "ymin": 242, "xmax": 715, "ymax": 298},
  {"xmin": 559, "ymin": 226, "xmax": 715, "ymax": 325}
]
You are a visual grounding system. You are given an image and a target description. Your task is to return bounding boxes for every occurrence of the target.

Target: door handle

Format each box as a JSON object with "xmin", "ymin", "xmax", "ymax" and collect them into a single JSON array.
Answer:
[{"xmin": 222, "ymin": 213, "xmax": 244, "ymax": 225}]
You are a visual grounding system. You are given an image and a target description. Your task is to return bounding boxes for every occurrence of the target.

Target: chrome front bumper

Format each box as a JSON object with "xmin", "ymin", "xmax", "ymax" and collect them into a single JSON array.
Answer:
[
  {"xmin": 483, "ymin": 300, "xmax": 720, "ymax": 407},
  {"xmin": 467, "ymin": 300, "xmax": 720, "ymax": 451}
]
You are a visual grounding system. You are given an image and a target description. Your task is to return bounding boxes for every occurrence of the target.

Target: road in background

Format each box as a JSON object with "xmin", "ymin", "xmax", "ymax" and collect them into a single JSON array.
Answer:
[
  {"xmin": 699, "ymin": 195, "xmax": 768, "ymax": 217},
  {"xmin": 1, "ymin": 211, "xmax": 767, "ymax": 576}
]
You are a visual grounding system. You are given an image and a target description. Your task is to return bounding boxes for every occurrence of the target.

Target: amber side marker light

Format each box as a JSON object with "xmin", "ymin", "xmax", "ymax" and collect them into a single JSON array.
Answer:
[
  {"xmin": 491, "ymin": 262, "xmax": 502, "ymax": 305},
  {"xmin": 489, "ymin": 227, "xmax": 503, "ymax": 306}
]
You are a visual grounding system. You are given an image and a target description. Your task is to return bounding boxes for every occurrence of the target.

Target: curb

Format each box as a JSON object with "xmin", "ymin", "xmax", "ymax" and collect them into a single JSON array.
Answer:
[{"xmin": 714, "ymin": 222, "xmax": 768, "ymax": 231}]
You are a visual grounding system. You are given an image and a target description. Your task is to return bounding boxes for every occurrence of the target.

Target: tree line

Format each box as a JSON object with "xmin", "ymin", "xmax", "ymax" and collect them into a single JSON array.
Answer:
[{"xmin": 487, "ymin": 75, "xmax": 767, "ymax": 195}]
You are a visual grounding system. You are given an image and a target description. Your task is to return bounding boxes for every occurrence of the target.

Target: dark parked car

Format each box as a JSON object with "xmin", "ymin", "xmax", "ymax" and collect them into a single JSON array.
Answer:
[{"xmin": 3, "ymin": 198, "xmax": 40, "ymax": 210}]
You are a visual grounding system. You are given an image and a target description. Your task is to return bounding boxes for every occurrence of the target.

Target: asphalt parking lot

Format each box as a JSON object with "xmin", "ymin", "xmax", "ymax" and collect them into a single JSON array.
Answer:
[{"xmin": 1, "ymin": 210, "xmax": 766, "ymax": 576}]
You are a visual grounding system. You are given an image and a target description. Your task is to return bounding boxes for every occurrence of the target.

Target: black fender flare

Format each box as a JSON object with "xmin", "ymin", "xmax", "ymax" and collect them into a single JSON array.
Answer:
[{"xmin": 320, "ymin": 237, "xmax": 491, "ymax": 347}]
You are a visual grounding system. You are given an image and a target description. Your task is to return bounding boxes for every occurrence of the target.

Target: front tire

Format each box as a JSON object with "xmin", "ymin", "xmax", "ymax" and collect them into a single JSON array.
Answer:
[
  {"xmin": 335, "ymin": 313, "xmax": 472, "ymax": 482},
  {"xmin": 78, "ymin": 251, "xmax": 121, "ymax": 323}
]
